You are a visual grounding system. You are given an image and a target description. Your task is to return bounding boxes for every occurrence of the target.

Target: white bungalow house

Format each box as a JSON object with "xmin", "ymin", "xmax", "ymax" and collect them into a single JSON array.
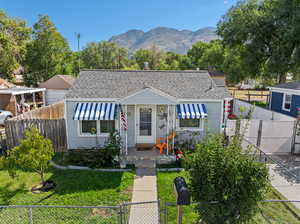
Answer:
[{"xmin": 65, "ymin": 70, "xmax": 231, "ymax": 156}]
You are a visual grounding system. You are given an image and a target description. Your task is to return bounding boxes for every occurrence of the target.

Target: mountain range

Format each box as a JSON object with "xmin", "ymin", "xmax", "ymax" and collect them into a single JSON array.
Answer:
[{"xmin": 109, "ymin": 27, "xmax": 218, "ymax": 54}]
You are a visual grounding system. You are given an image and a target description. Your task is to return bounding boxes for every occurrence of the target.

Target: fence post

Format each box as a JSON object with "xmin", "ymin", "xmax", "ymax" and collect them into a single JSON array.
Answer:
[
  {"xmin": 291, "ymin": 120, "xmax": 299, "ymax": 155},
  {"xmin": 29, "ymin": 207, "xmax": 33, "ymax": 224},
  {"xmin": 177, "ymin": 205, "xmax": 183, "ymax": 224},
  {"xmin": 119, "ymin": 205, "xmax": 123, "ymax": 224},
  {"xmin": 164, "ymin": 202, "xmax": 168, "ymax": 224},
  {"xmin": 256, "ymin": 120, "xmax": 263, "ymax": 148}
]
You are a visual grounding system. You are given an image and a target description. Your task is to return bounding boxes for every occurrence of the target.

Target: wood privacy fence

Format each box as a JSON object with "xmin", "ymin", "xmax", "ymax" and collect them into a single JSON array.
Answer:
[
  {"xmin": 5, "ymin": 119, "xmax": 67, "ymax": 152},
  {"xmin": 12, "ymin": 101, "xmax": 64, "ymax": 120}
]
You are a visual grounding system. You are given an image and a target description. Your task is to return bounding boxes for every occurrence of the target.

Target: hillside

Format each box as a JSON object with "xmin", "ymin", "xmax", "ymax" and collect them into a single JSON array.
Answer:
[{"xmin": 109, "ymin": 27, "xmax": 218, "ymax": 54}]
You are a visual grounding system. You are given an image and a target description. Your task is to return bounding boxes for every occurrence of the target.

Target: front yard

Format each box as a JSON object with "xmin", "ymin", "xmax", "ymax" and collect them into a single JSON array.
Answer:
[
  {"xmin": 0, "ymin": 168, "xmax": 134, "ymax": 223},
  {"xmin": 157, "ymin": 171, "xmax": 300, "ymax": 224}
]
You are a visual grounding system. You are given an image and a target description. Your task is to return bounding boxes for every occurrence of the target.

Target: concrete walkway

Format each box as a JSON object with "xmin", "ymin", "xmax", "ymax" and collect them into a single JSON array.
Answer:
[
  {"xmin": 129, "ymin": 168, "xmax": 159, "ymax": 224},
  {"xmin": 268, "ymin": 163, "xmax": 300, "ymax": 210}
]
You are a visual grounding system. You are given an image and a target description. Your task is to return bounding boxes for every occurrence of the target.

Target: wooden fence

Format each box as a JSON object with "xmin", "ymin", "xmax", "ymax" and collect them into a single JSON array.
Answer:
[
  {"xmin": 228, "ymin": 88, "xmax": 269, "ymax": 103},
  {"xmin": 12, "ymin": 101, "xmax": 64, "ymax": 120},
  {"xmin": 5, "ymin": 119, "xmax": 67, "ymax": 152}
]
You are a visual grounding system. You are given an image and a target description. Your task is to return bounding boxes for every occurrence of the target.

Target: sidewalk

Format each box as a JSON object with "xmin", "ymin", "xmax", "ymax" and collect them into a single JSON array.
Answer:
[
  {"xmin": 268, "ymin": 163, "xmax": 300, "ymax": 210},
  {"xmin": 129, "ymin": 168, "xmax": 159, "ymax": 224}
]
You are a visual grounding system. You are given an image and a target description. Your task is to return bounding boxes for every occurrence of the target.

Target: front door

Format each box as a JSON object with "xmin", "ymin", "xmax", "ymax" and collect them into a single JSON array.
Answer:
[{"xmin": 136, "ymin": 105, "xmax": 156, "ymax": 144}]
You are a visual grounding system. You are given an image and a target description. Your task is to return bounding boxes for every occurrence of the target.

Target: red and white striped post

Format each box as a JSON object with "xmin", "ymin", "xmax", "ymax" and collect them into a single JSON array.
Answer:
[{"xmin": 224, "ymin": 99, "xmax": 232, "ymax": 120}]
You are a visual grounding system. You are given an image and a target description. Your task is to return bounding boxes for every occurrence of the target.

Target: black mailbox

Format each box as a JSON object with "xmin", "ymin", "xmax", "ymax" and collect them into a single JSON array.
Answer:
[{"xmin": 173, "ymin": 176, "xmax": 191, "ymax": 205}]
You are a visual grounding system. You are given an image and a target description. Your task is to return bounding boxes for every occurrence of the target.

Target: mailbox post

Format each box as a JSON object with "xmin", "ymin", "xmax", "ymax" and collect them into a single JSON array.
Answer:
[{"xmin": 173, "ymin": 177, "xmax": 191, "ymax": 224}]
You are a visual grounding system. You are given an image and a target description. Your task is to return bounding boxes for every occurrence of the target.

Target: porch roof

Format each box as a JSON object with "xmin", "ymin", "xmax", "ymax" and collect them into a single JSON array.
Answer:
[{"xmin": 66, "ymin": 70, "xmax": 231, "ymax": 100}]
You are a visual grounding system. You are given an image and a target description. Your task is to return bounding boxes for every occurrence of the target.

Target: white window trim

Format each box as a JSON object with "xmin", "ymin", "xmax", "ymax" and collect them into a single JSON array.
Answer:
[
  {"xmin": 78, "ymin": 120, "xmax": 115, "ymax": 137},
  {"xmin": 177, "ymin": 118, "xmax": 205, "ymax": 131},
  {"xmin": 282, "ymin": 93, "xmax": 292, "ymax": 112}
]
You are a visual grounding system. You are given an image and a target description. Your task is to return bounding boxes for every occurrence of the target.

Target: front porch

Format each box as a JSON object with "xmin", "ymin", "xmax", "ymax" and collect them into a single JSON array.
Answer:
[{"xmin": 121, "ymin": 146, "xmax": 176, "ymax": 168}]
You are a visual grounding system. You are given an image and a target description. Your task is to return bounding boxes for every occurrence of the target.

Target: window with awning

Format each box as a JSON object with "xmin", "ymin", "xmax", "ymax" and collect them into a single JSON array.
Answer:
[
  {"xmin": 73, "ymin": 102, "xmax": 117, "ymax": 120},
  {"xmin": 177, "ymin": 104, "xmax": 207, "ymax": 119}
]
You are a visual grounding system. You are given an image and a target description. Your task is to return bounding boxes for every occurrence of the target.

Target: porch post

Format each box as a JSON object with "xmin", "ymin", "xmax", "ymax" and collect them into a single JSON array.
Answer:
[
  {"xmin": 126, "ymin": 104, "xmax": 128, "ymax": 155},
  {"xmin": 119, "ymin": 105, "xmax": 123, "ymax": 154},
  {"xmin": 173, "ymin": 105, "xmax": 175, "ymax": 154},
  {"xmin": 167, "ymin": 105, "xmax": 169, "ymax": 155}
]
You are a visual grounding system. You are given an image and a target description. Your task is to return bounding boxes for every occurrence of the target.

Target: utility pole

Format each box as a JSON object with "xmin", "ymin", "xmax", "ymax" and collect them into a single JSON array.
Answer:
[{"xmin": 76, "ymin": 33, "xmax": 81, "ymax": 72}]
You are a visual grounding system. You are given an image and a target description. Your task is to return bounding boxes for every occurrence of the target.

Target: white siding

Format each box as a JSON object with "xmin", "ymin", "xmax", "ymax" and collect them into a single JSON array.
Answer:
[{"xmin": 46, "ymin": 89, "xmax": 68, "ymax": 105}]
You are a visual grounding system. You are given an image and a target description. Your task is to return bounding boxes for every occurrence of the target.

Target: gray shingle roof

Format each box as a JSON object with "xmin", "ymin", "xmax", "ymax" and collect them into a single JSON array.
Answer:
[
  {"xmin": 66, "ymin": 70, "xmax": 231, "ymax": 100},
  {"xmin": 273, "ymin": 80, "xmax": 300, "ymax": 90}
]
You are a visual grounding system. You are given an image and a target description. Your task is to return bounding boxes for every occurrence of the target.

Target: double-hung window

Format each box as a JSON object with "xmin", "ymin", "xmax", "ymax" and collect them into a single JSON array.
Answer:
[
  {"xmin": 282, "ymin": 94, "xmax": 292, "ymax": 111},
  {"xmin": 179, "ymin": 118, "xmax": 204, "ymax": 130},
  {"xmin": 80, "ymin": 120, "xmax": 115, "ymax": 136}
]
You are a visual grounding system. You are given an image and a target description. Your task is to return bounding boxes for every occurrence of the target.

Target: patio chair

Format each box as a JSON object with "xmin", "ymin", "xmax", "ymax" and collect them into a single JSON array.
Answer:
[{"xmin": 155, "ymin": 131, "xmax": 176, "ymax": 154}]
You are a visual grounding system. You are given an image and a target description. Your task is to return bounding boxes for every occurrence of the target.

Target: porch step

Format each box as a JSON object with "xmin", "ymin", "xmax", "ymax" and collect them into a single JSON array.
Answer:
[{"xmin": 135, "ymin": 160, "xmax": 156, "ymax": 168}]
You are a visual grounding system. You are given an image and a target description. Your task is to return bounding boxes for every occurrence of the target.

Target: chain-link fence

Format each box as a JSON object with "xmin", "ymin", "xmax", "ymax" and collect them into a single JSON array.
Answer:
[
  {"xmin": 122, "ymin": 201, "xmax": 160, "ymax": 224},
  {"xmin": 161, "ymin": 200, "xmax": 300, "ymax": 224},
  {"xmin": 0, "ymin": 205, "xmax": 123, "ymax": 224},
  {"xmin": 0, "ymin": 201, "xmax": 161, "ymax": 224}
]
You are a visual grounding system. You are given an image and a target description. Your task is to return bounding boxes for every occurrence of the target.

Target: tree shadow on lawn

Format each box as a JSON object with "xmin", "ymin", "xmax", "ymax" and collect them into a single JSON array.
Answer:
[
  {"xmin": 46, "ymin": 168, "xmax": 128, "ymax": 196},
  {"xmin": 0, "ymin": 168, "xmax": 131, "ymax": 205},
  {"xmin": 0, "ymin": 182, "xmax": 27, "ymax": 205}
]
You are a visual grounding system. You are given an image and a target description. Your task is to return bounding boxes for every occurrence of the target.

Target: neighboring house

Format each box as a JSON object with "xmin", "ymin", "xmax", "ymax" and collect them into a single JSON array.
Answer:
[
  {"xmin": 0, "ymin": 79, "xmax": 45, "ymax": 116},
  {"xmin": 65, "ymin": 69, "xmax": 231, "ymax": 153},
  {"xmin": 269, "ymin": 80, "xmax": 300, "ymax": 118},
  {"xmin": 39, "ymin": 75, "xmax": 75, "ymax": 105},
  {"xmin": 208, "ymin": 70, "xmax": 226, "ymax": 87}
]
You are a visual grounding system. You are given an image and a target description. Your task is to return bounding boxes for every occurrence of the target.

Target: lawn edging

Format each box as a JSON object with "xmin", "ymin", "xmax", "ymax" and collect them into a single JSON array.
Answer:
[
  {"xmin": 50, "ymin": 161, "xmax": 132, "ymax": 172},
  {"xmin": 157, "ymin": 168, "xmax": 185, "ymax": 172}
]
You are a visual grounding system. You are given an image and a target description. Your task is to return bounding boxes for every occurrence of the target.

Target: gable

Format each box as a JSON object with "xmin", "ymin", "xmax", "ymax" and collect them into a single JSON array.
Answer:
[{"xmin": 119, "ymin": 88, "xmax": 177, "ymax": 105}]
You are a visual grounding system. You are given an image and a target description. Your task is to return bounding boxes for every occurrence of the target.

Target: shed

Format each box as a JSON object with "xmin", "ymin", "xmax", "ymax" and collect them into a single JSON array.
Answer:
[{"xmin": 39, "ymin": 75, "xmax": 75, "ymax": 105}]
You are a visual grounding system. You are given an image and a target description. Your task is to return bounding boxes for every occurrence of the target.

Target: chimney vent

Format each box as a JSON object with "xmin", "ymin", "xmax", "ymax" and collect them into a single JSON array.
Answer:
[{"xmin": 144, "ymin": 62, "xmax": 149, "ymax": 70}]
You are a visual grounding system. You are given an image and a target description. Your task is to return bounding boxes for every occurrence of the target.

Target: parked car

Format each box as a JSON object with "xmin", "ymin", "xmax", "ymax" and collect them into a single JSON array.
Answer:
[{"xmin": 0, "ymin": 110, "xmax": 13, "ymax": 125}]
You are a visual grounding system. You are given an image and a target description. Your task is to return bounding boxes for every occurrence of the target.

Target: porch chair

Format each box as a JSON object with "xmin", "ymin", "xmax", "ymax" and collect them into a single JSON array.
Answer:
[{"xmin": 155, "ymin": 131, "xmax": 176, "ymax": 154}]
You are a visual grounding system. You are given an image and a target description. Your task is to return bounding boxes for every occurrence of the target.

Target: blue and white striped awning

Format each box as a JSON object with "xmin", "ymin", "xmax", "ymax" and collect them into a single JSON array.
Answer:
[
  {"xmin": 177, "ymin": 104, "xmax": 207, "ymax": 119},
  {"xmin": 73, "ymin": 103, "xmax": 117, "ymax": 120}
]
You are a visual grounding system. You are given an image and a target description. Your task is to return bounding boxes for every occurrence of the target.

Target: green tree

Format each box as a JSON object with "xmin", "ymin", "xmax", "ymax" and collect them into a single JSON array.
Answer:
[
  {"xmin": 134, "ymin": 45, "xmax": 166, "ymax": 70},
  {"xmin": 186, "ymin": 134, "xmax": 269, "ymax": 223},
  {"xmin": 218, "ymin": 0, "xmax": 300, "ymax": 84},
  {"xmin": 199, "ymin": 40, "xmax": 225, "ymax": 71},
  {"xmin": 81, "ymin": 41, "xmax": 129, "ymax": 69},
  {"xmin": 24, "ymin": 15, "xmax": 73, "ymax": 86},
  {"xmin": 0, "ymin": 10, "xmax": 32, "ymax": 80},
  {"xmin": 1, "ymin": 127, "xmax": 54, "ymax": 183},
  {"xmin": 187, "ymin": 41, "xmax": 210, "ymax": 69}
]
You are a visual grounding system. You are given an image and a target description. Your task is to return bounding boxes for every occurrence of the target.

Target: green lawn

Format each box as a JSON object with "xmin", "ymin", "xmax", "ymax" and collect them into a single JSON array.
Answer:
[
  {"xmin": 0, "ymin": 168, "xmax": 134, "ymax": 223},
  {"xmin": 157, "ymin": 171, "xmax": 300, "ymax": 224}
]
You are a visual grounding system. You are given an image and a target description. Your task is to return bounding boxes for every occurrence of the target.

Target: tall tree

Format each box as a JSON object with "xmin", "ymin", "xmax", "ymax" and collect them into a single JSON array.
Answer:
[
  {"xmin": 198, "ymin": 40, "xmax": 225, "ymax": 71},
  {"xmin": 81, "ymin": 41, "xmax": 129, "ymax": 69},
  {"xmin": 0, "ymin": 10, "xmax": 31, "ymax": 80},
  {"xmin": 24, "ymin": 15, "xmax": 72, "ymax": 86},
  {"xmin": 218, "ymin": 0, "xmax": 300, "ymax": 84},
  {"xmin": 187, "ymin": 41, "xmax": 210, "ymax": 69},
  {"xmin": 134, "ymin": 45, "xmax": 166, "ymax": 70}
]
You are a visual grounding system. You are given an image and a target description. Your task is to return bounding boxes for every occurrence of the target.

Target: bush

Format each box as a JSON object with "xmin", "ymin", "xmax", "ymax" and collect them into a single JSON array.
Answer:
[
  {"xmin": 63, "ymin": 130, "xmax": 121, "ymax": 168},
  {"xmin": 1, "ymin": 127, "xmax": 54, "ymax": 183},
  {"xmin": 186, "ymin": 134, "xmax": 269, "ymax": 224}
]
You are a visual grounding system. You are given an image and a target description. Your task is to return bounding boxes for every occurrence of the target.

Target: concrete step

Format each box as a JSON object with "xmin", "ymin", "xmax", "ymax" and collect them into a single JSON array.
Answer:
[{"xmin": 135, "ymin": 160, "xmax": 156, "ymax": 168}]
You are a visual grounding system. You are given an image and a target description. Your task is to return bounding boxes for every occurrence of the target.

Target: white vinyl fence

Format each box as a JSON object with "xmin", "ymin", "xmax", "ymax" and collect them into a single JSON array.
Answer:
[
  {"xmin": 233, "ymin": 99, "xmax": 296, "ymax": 121},
  {"xmin": 226, "ymin": 119, "xmax": 298, "ymax": 154}
]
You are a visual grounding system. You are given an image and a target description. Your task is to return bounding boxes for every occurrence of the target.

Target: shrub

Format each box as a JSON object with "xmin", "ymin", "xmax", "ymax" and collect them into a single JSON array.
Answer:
[
  {"xmin": 64, "ymin": 130, "xmax": 121, "ymax": 168},
  {"xmin": 1, "ymin": 127, "xmax": 54, "ymax": 183},
  {"xmin": 186, "ymin": 134, "xmax": 269, "ymax": 224}
]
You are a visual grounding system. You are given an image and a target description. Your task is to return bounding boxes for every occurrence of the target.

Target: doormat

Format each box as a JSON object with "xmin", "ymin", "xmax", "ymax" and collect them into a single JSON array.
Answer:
[{"xmin": 137, "ymin": 147, "xmax": 153, "ymax": 151}]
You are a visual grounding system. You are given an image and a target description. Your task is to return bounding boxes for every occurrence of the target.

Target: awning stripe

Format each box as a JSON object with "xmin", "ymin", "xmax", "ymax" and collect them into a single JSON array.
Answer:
[
  {"xmin": 73, "ymin": 103, "xmax": 117, "ymax": 120},
  {"xmin": 177, "ymin": 104, "xmax": 207, "ymax": 119}
]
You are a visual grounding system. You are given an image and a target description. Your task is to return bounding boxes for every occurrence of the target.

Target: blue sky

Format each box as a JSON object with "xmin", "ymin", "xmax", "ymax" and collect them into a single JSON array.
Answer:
[{"xmin": 1, "ymin": 0, "xmax": 237, "ymax": 51}]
